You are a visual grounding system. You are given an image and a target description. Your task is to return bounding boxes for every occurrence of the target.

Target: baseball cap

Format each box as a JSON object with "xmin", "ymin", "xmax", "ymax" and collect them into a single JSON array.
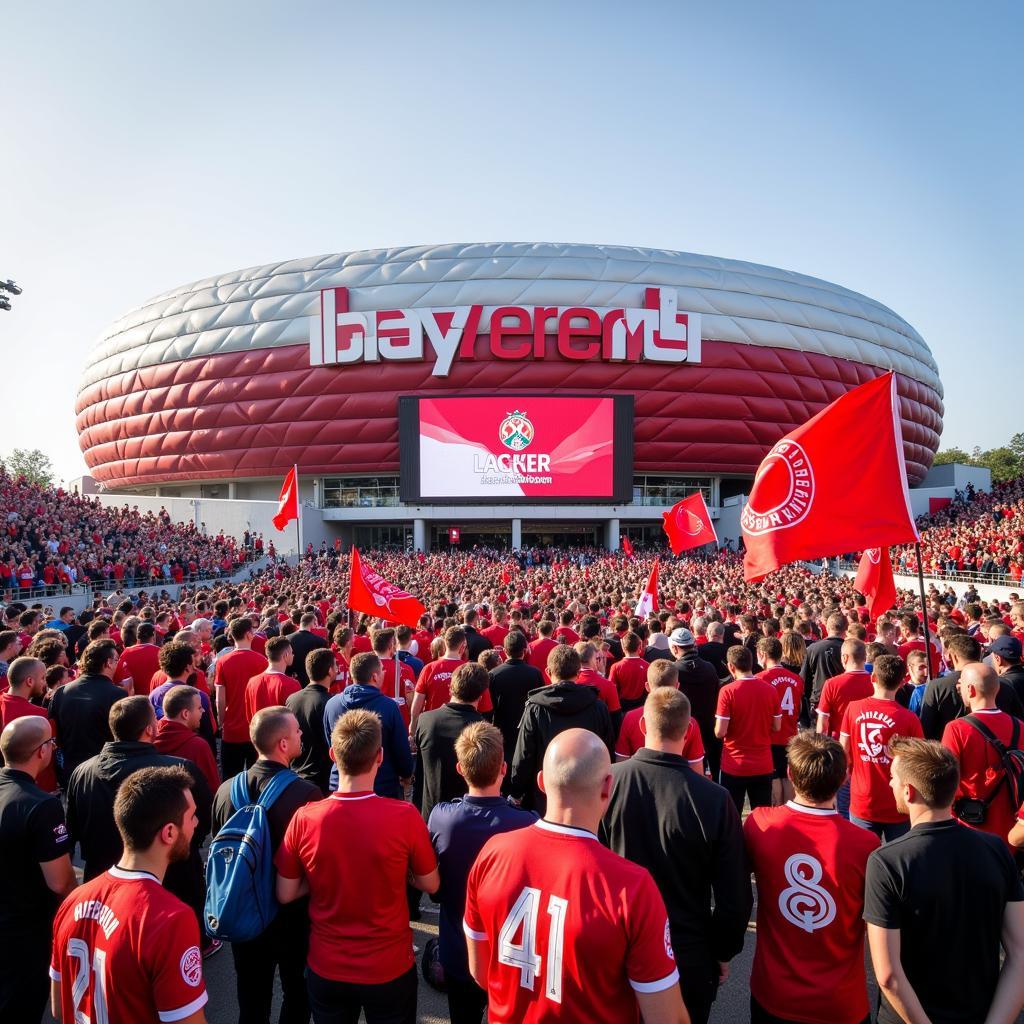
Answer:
[
  {"xmin": 990, "ymin": 635, "xmax": 1022, "ymax": 661},
  {"xmin": 669, "ymin": 627, "xmax": 695, "ymax": 647}
]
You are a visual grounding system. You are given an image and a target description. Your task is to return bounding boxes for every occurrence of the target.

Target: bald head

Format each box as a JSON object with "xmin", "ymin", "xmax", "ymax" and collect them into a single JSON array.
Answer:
[
  {"xmin": 540, "ymin": 728, "xmax": 611, "ymax": 799},
  {"xmin": 0, "ymin": 715, "xmax": 51, "ymax": 766},
  {"xmin": 960, "ymin": 662, "xmax": 999, "ymax": 700}
]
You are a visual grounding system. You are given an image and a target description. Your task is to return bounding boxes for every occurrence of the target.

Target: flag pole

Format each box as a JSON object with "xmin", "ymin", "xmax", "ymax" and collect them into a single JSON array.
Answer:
[
  {"xmin": 914, "ymin": 541, "xmax": 933, "ymax": 683},
  {"xmin": 294, "ymin": 465, "xmax": 302, "ymax": 561}
]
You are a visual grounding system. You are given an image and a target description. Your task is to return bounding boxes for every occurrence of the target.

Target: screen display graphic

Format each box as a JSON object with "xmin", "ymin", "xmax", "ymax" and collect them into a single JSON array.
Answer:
[{"xmin": 400, "ymin": 395, "xmax": 632, "ymax": 502}]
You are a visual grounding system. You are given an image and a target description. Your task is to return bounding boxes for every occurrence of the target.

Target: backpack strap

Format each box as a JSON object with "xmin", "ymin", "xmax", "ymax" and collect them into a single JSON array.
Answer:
[
  {"xmin": 963, "ymin": 715, "xmax": 1018, "ymax": 807},
  {"xmin": 230, "ymin": 770, "xmax": 253, "ymax": 811},
  {"xmin": 255, "ymin": 768, "xmax": 298, "ymax": 810}
]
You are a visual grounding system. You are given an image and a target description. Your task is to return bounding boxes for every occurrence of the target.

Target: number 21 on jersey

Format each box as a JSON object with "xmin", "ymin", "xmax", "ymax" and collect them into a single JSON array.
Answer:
[
  {"xmin": 497, "ymin": 887, "xmax": 569, "ymax": 1004},
  {"xmin": 68, "ymin": 938, "xmax": 109, "ymax": 1024}
]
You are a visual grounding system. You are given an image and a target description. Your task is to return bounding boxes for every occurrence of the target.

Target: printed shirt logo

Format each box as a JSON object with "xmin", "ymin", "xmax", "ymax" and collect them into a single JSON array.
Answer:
[
  {"xmin": 53, "ymin": 823, "xmax": 68, "ymax": 842},
  {"xmin": 740, "ymin": 440, "xmax": 816, "ymax": 536},
  {"xmin": 778, "ymin": 853, "xmax": 837, "ymax": 933},
  {"xmin": 499, "ymin": 411, "xmax": 534, "ymax": 451},
  {"xmin": 180, "ymin": 946, "xmax": 203, "ymax": 987},
  {"xmin": 664, "ymin": 919, "xmax": 675, "ymax": 960}
]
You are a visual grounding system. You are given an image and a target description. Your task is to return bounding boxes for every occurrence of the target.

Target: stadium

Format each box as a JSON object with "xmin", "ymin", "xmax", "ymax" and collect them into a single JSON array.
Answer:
[{"xmin": 76, "ymin": 242, "xmax": 945, "ymax": 552}]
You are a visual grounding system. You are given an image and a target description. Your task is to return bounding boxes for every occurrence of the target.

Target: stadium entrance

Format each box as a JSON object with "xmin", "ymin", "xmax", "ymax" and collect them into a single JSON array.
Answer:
[
  {"xmin": 431, "ymin": 523, "xmax": 511, "ymax": 550},
  {"xmin": 521, "ymin": 523, "xmax": 601, "ymax": 547}
]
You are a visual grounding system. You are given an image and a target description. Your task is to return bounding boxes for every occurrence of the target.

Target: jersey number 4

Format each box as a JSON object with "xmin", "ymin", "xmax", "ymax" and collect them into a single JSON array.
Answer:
[
  {"xmin": 497, "ymin": 886, "xmax": 569, "ymax": 1004},
  {"xmin": 68, "ymin": 938, "xmax": 109, "ymax": 1024}
]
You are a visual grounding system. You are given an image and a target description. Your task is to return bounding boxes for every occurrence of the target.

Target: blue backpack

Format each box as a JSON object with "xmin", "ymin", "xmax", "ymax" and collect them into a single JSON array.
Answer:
[{"xmin": 204, "ymin": 769, "xmax": 297, "ymax": 942}]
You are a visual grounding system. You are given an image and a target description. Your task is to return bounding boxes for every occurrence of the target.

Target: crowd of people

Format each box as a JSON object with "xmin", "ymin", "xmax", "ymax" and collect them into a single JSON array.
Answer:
[
  {"xmin": 2, "ymin": 545, "xmax": 1024, "ymax": 1024},
  {"xmin": 890, "ymin": 472, "xmax": 1024, "ymax": 581},
  {"xmin": 0, "ymin": 471, "xmax": 261, "ymax": 596}
]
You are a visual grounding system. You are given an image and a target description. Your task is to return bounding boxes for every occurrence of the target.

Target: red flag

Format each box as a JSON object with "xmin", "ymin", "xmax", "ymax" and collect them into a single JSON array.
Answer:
[
  {"xmin": 272, "ymin": 467, "xmax": 299, "ymax": 531},
  {"xmin": 635, "ymin": 559, "xmax": 660, "ymax": 617},
  {"xmin": 347, "ymin": 547, "xmax": 426, "ymax": 628},
  {"xmin": 662, "ymin": 493, "xmax": 718, "ymax": 555},
  {"xmin": 854, "ymin": 547, "xmax": 898, "ymax": 619},
  {"xmin": 741, "ymin": 372, "xmax": 919, "ymax": 581},
  {"xmin": 621, "ymin": 536, "xmax": 635, "ymax": 558},
  {"xmin": 501, "ymin": 565, "xmax": 511, "ymax": 585}
]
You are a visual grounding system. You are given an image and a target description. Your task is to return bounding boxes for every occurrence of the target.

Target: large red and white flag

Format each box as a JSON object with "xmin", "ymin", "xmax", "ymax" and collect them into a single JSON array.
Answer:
[
  {"xmin": 621, "ymin": 536, "xmax": 635, "ymax": 558},
  {"xmin": 635, "ymin": 559, "xmax": 660, "ymax": 617},
  {"xmin": 662, "ymin": 493, "xmax": 718, "ymax": 555},
  {"xmin": 742, "ymin": 372, "xmax": 919, "ymax": 581},
  {"xmin": 854, "ymin": 547, "xmax": 898, "ymax": 619},
  {"xmin": 272, "ymin": 466, "xmax": 299, "ymax": 531},
  {"xmin": 347, "ymin": 547, "xmax": 426, "ymax": 628}
]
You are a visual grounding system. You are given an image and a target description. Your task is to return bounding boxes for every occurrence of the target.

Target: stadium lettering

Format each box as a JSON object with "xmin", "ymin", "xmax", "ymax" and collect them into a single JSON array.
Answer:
[
  {"xmin": 311, "ymin": 287, "xmax": 701, "ymax": 375},
  {"xmin": 473, "ymin": 453, "xmax": 552, "ymax": 473}
]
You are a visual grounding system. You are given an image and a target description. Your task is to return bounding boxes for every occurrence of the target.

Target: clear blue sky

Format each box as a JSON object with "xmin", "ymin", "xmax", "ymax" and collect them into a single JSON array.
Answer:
[{"xmin": 4, "ymin": 1, "xmax": 1021, "ymax": 482}]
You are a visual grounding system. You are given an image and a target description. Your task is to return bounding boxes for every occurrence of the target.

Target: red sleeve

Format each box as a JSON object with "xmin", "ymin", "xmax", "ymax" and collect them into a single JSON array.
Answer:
[
  {"xmin": 839, "ymin": 706, "xmax": 853, "ymax": 738},
  {"xmin": 414, "ymin": 665, "xmax": 431, "ymax": 695},
  {"xmin": 478, "ymin": 688, "xmax": 493, "ymax": 714},
  {"xmin": 463, "ymin": 852, "xmax": 488, "ymax": 941},
  {"xmin": 715, "ymin": 685, "xmax": 732, "ymax": 719},
  {"xmin": 603, "ymin": 680, "xmax": 621, "ymax": 713},
  {"xmin": 274, "ymin": 813, "xmax": 306, "ymax": 880},
  {"xmin": 905, "ymin": 714, "xmax": 924, "ymax": 739},
  {"xmin": 941, "ymin": 720, "xmax": 962, "ymax": 757},
  {"xmin": 623, "ymin": 869, "xmax": 680, "ymax": 991},
  {"xmin": 682, "ymin": 720, "xmax": 705, "ymax": 762},
  {"xmin": 406, "ymin": 807, "xmax": 438, "ymax": 877},
  {"xmin": 818, "ymin": 682, "xmax": 834, "ymax": 716},
  {"xmin": 113, "ymin": 654, "xmax": 131, "ymax": 684},
  {"xmin": 149, "ymin": 907, "xmax": 208, "ymax": 1021}
]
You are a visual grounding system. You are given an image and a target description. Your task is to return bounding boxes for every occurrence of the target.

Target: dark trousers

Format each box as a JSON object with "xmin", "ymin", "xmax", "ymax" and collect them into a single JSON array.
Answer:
[
  {"xmin": 621, "ymin": 696, "xmax": 646, "ymax": 713},
  {"xmin": 232, "ymin": 905, "xmax": 311, "ymax": 1024},
  {"xmin": 165, "ymin": 847, "xmax": 209, "ymax": 948},
  {"xmin": 222, "ymin": 739, "xmax": 257, "ymax": 779},
  {"xmin": 719, "ymin": 770, "xmax": 772, "ymax": 813},
  {"xmin": 307, "ymin": 965, "xmax": 417, "ymax": 1024},
  {"xmin": 678, "ymin": 957, "xmax": 719, "ymax": 1024},
  {"xmin": 751, "ymin": 993, "xmax": 869, "ymax": 1024},
  {"xmin": 0, "ymin": 930, "xmax": 49, "ymax": 1024},
  {"xmin": 446, "ymin": 974, "xmax": 488, "ymax": 1024}
]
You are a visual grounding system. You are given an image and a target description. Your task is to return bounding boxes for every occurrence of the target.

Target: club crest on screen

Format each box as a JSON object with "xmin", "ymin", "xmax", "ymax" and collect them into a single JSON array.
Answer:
[{"xmin": 499, "ymin": 411, "xmax": 534, "ymax": 452}]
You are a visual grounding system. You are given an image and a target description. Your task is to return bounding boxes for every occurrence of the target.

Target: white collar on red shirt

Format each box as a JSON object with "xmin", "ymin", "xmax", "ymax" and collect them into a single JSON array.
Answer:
[
  {"xmin": 109, "ymin": 865, "xmax": 160, "ymax": 882},
  {"xmin": 329, "ymin": 791, "xmax": 377, "ymax": 802},
  {"xmin": 973, "ymin": 707, "xmax": 1003, "ymax": 715},
  {"xmin": 536, "ymin": 820, "xmax": 598, "ymax": 841},
  {"xmin": 785, "ymin": 800, "xmax": 837, "ymax": 817}
]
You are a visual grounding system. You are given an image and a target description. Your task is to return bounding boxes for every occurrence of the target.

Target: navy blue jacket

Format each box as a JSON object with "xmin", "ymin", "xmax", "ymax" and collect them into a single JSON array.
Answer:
[
  {"xmin": 323, "ymin": 684, "xmax": 413, "ymax": 797},
  {"xmin": 427, "ymin": 796, "xmax": 535, "ymax": 979}
]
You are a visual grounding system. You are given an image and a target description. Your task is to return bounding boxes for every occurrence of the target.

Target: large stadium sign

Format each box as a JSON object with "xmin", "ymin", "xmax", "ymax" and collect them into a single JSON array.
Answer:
[{"xmin": 310, "ymin": 286, "xmax": 701, "ymax": 375}]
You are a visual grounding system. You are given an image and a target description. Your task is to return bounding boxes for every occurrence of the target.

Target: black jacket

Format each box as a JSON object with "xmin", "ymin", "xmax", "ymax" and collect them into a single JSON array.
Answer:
[
  {"xmin": 801, "ymin": 636, "xmax": 845, "ymax": 709},
  {"xmin": 674, "ymin": 651, "xmax": 721, "ymax": 752},
  {"xmin": 600, "ymin": 749, "xmax": 751, "ymax": 963},
  {"xmin": 414, "ymin": 703, "xmax": 483, "ymax": 821},
  {"xmin": 920, "ymin": 669, "xmax": 1024, "ymax": 741},
  {"xmin": 1000, "ymin": 665, "xmax": 1024, "ymax": 708},
  {"xmin": 66, "ymin": 740, "xmax": 212, "ymax": 880},
  {"xmin": 287, "ymin": 630, "xmax": 329, "ymax": 687},
  {"xmin": 697, "ymin": 642, "xmax": 728, "ymax": 681},
  {"xmin": 286, "ymin": 683, "xmax": 332, "ymax": 793},
  {"xmin": 488, "ymin": 658, "xmax": 545, "ymax": 765},
  {"xmin": 463, "ymin": 626, "xmax": 491, "ymax": 663},
  {"xmin": 510, "ymin": 682, "xmax": 616, "ymax": 813},
  {"xmin": 48, "ymin": 674, "xmax": 126, "ymax": 780}
]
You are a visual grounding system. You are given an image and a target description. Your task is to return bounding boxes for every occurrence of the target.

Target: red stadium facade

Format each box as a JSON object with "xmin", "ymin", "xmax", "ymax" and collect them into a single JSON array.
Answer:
[{"xmin": 77, "ymin": 243, "xmax": 943, "ymax": 550}]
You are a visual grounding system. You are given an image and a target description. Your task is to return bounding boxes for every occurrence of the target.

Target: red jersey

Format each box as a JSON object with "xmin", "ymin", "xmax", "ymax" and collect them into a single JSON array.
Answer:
[
  {"xmin": 331, "ymin": 650, "xmax": 350, "ymax": 694},
  {"xmin": 577, "ymin": 668, "xmax": 622, "ymax": 713},
  {"xmin": 615, "ymin": 708, "xmax": 704, "ymax": 765},
  {"xmin": 526, "ymin": 637, "xmax": 558, "ymax": 672},
  {"xmin": 609, "ymin": 657, "xmax": 649, "ymax": 703},
  {"xmin": 480, "ymin": 623, "xmax": 510, "ymax": 648},
  {"xmin": 411, "ymin": 629, "xmax": 434, "ymax": 658},
  {"xmin": 554, "ymin": 626, "xmax": 580, "ymax": 645},
  {"xmin": 275, "ymin": 792, "xmax": 436, "ymax": 984},
  {"xmin": 464, "ymin": 820, "xmax": 678, "ymax": 1023},
  {"xmin": 416, "ymin": 658, "xmax": 493, "ymax": 714},
  {"xmin": 942, "ymin": 709, "xmax": 1023, "ymax": 847},
  {"xmin": 251, "ymin": 632, "xmax": 267, "ymax": 657},
  {"xmin": 743, "ymin": 803, "xmax": 879, "ymax": 1024},
  {"xmin": 816, "ymin": 671, "xmax": 873, "ymax": 740},
  {"xmin": 840, "ymin": 697, "xmax": 923, "ymax": 823},
  {"xmin": 244, "ymin": 671, "xmax": 301, "ymax": 725},
  {"xmin": 213, "ymin": 648, "xmax": 269, "ymax": 743},
  {"xmin": 113, "ymin": 643, "xmax": 162, "ymax": 696},
  {"xmin": 151, "ymin": 667, "xmax": 209, "ymax": 696},
  {"xmin": 50, "ymin": 866, "xmax": 208, "ymax": 1024},
  {"xmin": 897, "ymin": 637, "xmax": 941, "ymax": 677},
  {"xmin": 0, "ymin": 692, "xmax": 57, "ymax": 791},
  {"xmin": 758, "ymin": 666, "xmax": 804, "ymax": 746},
  {"xmin": 380, "ymin": 658, "xmax": 416, "ymax": 727},
  {"xmin": 715, "ymin": 676, "xmax": 782, "ymax": 776},
  {"xmin": 352, "ymin": 634, "xmax": 372, "ymax": 654}
]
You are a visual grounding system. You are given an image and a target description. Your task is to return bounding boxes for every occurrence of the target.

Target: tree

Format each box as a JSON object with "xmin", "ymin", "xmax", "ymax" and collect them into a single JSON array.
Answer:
[
  {"xmin": 932, "ymin": 447, "xmax": 977, "ymax": 466},
  {"xmin": 2, "ymin": 448, "xmax": 56, "ymax": 488},
  {"xmin": 974, "ymin": 446, "xmax": 1023, "ymax": 484}
]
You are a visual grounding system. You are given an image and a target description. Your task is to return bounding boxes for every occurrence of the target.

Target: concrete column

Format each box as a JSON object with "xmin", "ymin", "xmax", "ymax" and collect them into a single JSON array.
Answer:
[
  {"xmin": 511, "ymin": 518, "xmax": 522, "ymax": 550},
  {"xmin": 227, "ymin": 482, "xmax": 237, "ymax": 500},
  {"xmin": 414, "ymin": 519, "xmax": 427, "ymax": 553},
  {"xmin": 605, "ymin": 518, "xmax": 620, "ymax": 551}
]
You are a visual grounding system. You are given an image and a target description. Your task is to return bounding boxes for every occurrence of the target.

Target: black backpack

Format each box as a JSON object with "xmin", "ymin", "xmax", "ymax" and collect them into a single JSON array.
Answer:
[{"xmin": 954, "ymin": 716, "xmax": 1024, "ymax": 826}]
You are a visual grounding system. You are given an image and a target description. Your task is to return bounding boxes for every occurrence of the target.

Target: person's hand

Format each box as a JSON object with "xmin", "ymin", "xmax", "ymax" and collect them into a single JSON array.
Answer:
[
  {"xmin": 407, "ymin": 734, "xmax": 417, "ymax": 754},
  {"xmin": 718, "ymin": 961, "xmax": 730, "ymax": 983}
]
